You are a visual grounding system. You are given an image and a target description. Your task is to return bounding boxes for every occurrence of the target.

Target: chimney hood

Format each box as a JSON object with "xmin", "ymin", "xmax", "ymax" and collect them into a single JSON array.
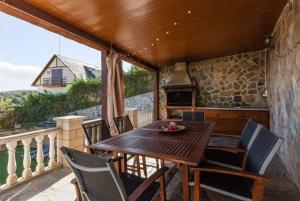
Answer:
[{"xmin": 163, "ymin": 62, "xmax": 196, "ymax": 89}]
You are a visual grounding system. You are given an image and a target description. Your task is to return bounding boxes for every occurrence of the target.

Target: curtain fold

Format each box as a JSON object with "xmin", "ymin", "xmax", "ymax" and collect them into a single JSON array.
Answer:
[{"xmin": 106, "ymin": 50, "xmax": 125, "ymax": 135}]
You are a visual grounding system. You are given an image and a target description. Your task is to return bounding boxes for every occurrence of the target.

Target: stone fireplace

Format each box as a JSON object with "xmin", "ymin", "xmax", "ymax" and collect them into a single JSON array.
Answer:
[{"xmin": 162, "ymin": 62, "xmax": 196, "ymax": 118}]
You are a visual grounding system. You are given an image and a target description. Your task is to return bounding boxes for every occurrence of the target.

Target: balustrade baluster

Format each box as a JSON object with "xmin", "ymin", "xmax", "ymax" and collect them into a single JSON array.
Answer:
[
  {"xmin": 22, "ymin": 138, "xmax": 32, "ymax": 179},
  {"xmin": 6, "ymin": 141, "xmax": 17, "ymax": 186},
  {"xmin": 48, "ymin": 132, "xmax": 57, "ymax": 168},
  {"xmin": 56, "ymin": 131, "xmax": 63, "ymax": 165},
  {"xmin": 35, "ymin": 135, "xmax": 45, "ymax": 173}
]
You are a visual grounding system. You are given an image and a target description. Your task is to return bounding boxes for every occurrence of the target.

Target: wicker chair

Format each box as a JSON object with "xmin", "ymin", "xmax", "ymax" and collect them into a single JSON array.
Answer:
[
  {"xmin": 190, "ymin": 126, "xmax": 283, "ymax": 201},
  {"xmin": 62, "ymin": 147, "xmax": 168, "ymax": 201}
]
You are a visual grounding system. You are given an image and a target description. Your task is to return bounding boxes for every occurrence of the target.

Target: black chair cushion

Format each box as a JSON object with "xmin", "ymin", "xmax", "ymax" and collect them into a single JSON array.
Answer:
[
  {"xmin": 119, "ymin": 172, "xmax": 160, "ymax": 201},
  {"xmin": 205, "ymin": 149, "xmax": 244, "ymax": 168},
  {"xmin": 207, "ymin": 136, "xmax": 239, "ymax": 148},
  {"xmin": 198, "ymin": 172, "xmax": 254, "ymax": 199},
  {"xmin": 239, "ymin": 119, "xmax": 258, "ymax": 149},
  {"xmin": 245, "ymin": 126, "xmax": 280, "ymax": 174}
]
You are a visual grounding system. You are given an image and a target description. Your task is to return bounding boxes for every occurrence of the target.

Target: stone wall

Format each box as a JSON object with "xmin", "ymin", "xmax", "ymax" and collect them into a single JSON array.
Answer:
[
  {"xmin": 124, "ymin": 92, "xmax": 153, "ymax": 111},
  {"xmin": 268, "ymin": 0, "xmax": 300, "ymax": 189},
  {"xmin": 69, "ymin": 92, "xmax": 153, "ymax": 119},
  {"xmin": 159, "ymin": 50, "xmax": 267, "ymax": 118}
]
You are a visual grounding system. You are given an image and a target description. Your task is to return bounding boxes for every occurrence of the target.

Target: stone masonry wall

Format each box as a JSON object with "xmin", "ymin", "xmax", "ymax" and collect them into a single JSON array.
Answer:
[
  {"xmin": 70, "ymin": 92, "xmax": 153, "ymax": 119},
  {"xmin": 159, "ymin": 50, "xmax": 267, "ymax": 118},
  {"xmin": 268, "ymin": 0, "xmax": 300, "ymax": 189}
]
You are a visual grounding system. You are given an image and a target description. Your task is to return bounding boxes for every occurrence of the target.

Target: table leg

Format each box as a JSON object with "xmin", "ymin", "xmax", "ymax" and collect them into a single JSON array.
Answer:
[
  {"xmin": 182, "ymin": 164, "xmax": 190, "ymax": 201},
  {"xmin": 122, "ymin": 153, "xmax": 128, "ymax": 172}
]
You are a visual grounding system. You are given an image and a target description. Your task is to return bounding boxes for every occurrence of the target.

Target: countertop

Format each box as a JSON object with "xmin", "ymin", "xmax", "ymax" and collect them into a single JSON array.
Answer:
[{"xmin": 196, "ymin": 107, "xmax": 269, "ymax": 111}]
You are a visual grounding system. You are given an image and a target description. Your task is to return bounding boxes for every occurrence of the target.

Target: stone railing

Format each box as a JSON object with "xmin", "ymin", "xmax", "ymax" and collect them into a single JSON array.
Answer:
[
  {"xmin": 0, "ymin": 127, "xmax": 62, "ymax": 191},
  {"xmin": 0, "ymin": 116, "xmax": 86, "ymax": 192}
]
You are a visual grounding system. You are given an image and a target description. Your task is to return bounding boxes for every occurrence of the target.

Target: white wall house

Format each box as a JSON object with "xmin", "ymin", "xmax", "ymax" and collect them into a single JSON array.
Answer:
[{"xmin": 32, "ymin": 55, "xmax": 101, "ymax": 93}]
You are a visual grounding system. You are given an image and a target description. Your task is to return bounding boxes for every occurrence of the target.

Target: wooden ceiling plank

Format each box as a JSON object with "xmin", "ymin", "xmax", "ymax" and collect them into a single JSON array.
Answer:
[{"xmin": 0, "ymin": 0, "xmax": 157, "ymax": 71}]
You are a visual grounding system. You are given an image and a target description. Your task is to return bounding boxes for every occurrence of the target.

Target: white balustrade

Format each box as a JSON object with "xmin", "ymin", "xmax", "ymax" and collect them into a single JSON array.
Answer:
[
  {"xmin": 22, "ymin": 138, "xmax": 32, "ymax": 179},
  {"xmin": 0, "ymin": 115, "xmax": 86, "ymax": 192},
  {"xmin": 35, "ymin": 135, "xmax": 45, "ymax": 173},
  {"xmin": 0, "ymin": 127, "xmax": 62, "ymax": 191},
  {"xmin": 48, "ymin": 132, "xmax": 57, "ymax": 168},
  {"xmin": 6, "ymin": 141, "xmax": 17, "ymax": 186}
]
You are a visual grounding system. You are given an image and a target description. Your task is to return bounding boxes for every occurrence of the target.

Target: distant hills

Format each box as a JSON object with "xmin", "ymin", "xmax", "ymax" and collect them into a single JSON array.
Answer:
[
  {"xmin": 0, "ymin": 90, "xmax": 37, "ymax": 106},
  {"xmin": 0, "ymin": 90, "xmax": 36, "ymax": 97}
]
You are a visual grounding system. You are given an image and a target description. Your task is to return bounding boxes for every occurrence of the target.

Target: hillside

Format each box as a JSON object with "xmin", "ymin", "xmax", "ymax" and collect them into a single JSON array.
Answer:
[
  {"xmin": 0, "ymin": 90, "xmax": 37, "ymax": 106},
  {"xmin": 0, "ymin": 90, "xmax": 36, "ymax": 97}
]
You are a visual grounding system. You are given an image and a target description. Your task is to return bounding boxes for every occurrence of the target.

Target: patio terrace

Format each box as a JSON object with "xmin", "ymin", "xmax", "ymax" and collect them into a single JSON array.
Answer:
[
  {"xmin": 0, "ymin": 156, "xmax": 299, "ymax": 201},
  {"xmin": 0, "ymin": 0, "xmax": 300, "ymax": 200}
]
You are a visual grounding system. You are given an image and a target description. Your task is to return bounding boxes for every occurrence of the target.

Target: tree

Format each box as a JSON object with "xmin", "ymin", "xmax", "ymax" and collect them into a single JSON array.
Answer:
[{"xmin": 124, "ymin": 66, "xmax": 152, "ymax": 97}]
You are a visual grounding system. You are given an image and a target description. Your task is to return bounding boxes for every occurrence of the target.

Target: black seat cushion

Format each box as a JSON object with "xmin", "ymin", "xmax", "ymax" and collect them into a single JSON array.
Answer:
[
  {"xmin": 119, "ymin": 172, "xmax": 159, "ymax": 201},
  {"xmin": 197, "ymin": 172, "xmax": 254, "ymax": 199},
  {"xmin": 208, "ymin": 136, "xmax": 239, "ymax": 148},
  {"xmin": 205, "ymin": 149, "xmax": 244, "ymax": 168}
]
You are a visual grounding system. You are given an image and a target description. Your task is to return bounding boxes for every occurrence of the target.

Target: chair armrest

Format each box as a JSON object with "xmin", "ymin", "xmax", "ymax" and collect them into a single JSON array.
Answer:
[
  {"xmin": 211, "ymin": 133, "xmax": 241, "ymax": 139},
  {"xmin": 191, "ymin": 164, "xmax": 267, "ymax": 182},
  {"xmin": 127, "ymin": 167, "xmax": 169, "ymax": 201},
  {"xmin": 206, "ymin": 146, "xmax": 247, "ymax": 153},
  {"xmin": 205, "ymin": 147, "xmax": 248, "ymax": 168}
]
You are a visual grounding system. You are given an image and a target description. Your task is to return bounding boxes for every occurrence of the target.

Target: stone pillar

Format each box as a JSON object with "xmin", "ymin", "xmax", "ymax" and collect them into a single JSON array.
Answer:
[
  {"xmin": 54, "ymin": 116, "xmax": 86, "ymax": 167},
  {"xmin": 125, "ymin": 108, "xmax": 138, "ymax": 128}
]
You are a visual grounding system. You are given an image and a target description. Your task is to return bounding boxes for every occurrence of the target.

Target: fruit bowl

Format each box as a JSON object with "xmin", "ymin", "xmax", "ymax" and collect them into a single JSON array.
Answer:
[{"xmin": 159, "ymin": 122, "xmax": 186, "ymax": 133}]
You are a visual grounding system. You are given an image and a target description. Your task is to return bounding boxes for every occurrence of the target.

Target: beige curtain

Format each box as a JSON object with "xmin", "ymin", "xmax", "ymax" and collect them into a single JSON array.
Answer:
[{"xmin": 106, "ymin": 50, "xmax": 125, "ymax": 135}]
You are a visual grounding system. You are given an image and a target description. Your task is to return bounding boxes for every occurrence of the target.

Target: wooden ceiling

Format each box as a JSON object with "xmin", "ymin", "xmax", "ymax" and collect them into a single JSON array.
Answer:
[{"xmin": 3, "ymin": 0, "xmax": 287, "ymax": 68}]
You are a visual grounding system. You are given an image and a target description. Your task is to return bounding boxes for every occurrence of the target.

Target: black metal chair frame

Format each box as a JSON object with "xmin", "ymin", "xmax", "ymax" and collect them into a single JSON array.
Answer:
[
  {"xmin": 61, "ymin": 147, "xmax": 168, "ymax": 201},
  {"xmin": 190, "ymin": 126, "xmax": 283, "ymax": 201}
]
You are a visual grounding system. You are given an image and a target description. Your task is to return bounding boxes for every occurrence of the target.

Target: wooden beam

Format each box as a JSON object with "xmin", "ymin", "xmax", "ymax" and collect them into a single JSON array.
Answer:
[
  {"xmin": 152, "ymin": 71, "xmax": 159, "ymax": 121},
  {"xmin": 101, "ymin": 50, "xmax": 108, "ymax": 122},
  {"xmin": 0, "ymin": 0, "xmax": 157, "ymax": 71}
]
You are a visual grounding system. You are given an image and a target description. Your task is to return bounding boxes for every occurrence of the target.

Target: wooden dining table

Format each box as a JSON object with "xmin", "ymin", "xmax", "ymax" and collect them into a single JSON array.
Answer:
[{"xmin": 89, "ymin": 120, "xmax": 215, "ymax": 201}]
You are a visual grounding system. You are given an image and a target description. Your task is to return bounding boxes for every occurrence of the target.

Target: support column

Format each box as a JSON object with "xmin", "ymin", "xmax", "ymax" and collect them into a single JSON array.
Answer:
[
  {"xmin": 54, "ymin": 116, "xmax": 86, "ymax": 167},
  {"xmin": 101, "ymin": 50, "xmax": 108, "ymax": 122},
  {"xmin": 152, "ymin": 71, "xmax": 159, "ymax": 121}
]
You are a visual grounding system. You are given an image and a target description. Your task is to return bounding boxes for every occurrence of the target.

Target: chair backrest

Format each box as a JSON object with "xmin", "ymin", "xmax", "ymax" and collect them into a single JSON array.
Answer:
[
  {"xmin": 82, "ymin": 119, "xmax": 111, "ymax": 145},
  {"xmin": 245, "ymin": 126, "xmax": 283, "ymax": 175},
  {"xmin": 61, "ymin": 147, "xmax": 127, "ymax": 201},
  {"xmin": 182, "ymin": 111, "xmax": 205, "ymax": 122},
  {"xmin": 113, "ymin": 115, "xmax": 134, "ymax": 134},
  {"xmin": 82, "ymin": 119, "xmax": 111, "ymax": 155},
  {"xmin": 239, "ymin": 119, "xmax": 261, "ymax": 149}
]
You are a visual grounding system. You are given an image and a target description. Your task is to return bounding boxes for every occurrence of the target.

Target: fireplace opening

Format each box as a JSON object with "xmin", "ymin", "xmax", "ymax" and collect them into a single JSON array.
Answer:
[{"xmin": 166, "ymin": 88, "xmax": 193, "ymax": 106}]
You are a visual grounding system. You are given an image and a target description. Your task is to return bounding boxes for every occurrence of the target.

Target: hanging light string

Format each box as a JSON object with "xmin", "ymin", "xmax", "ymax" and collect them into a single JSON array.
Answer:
[{"xmin": 116, "ymin": 9, "xmax": 193, "ymax": 66}]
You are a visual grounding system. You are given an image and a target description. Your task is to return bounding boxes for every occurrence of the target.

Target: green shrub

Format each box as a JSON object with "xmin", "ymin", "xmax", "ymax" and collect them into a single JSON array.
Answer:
[
  {"xmin": 0, "ymin": 65, "xmax": 152, "ymax": 127},
  {"xmin": 13, "ymin": 79, "xmax": 101, "ymax": 125},
  {"xmin": 124, "ymin": 66, "xmax": 152, "ymax": 98}
]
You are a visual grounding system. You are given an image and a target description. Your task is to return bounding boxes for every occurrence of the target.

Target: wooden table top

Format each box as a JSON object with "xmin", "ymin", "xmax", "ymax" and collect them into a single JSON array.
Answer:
[{"xmin": 90, "ymin": 121, "xmax": 215, "ymax": 166}]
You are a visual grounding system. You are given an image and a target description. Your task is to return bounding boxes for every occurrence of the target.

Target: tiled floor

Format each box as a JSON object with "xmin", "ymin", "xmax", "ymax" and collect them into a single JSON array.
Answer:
[{"xmin": 0, "ymin": 155, "xmax": 299, "ymax": 201}]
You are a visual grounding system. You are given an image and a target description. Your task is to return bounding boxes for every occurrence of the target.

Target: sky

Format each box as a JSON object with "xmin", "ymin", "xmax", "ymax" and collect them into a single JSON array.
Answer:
[{"xmin": 0, "ymin": 12, "xmax": 132, "ymax": 92}]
